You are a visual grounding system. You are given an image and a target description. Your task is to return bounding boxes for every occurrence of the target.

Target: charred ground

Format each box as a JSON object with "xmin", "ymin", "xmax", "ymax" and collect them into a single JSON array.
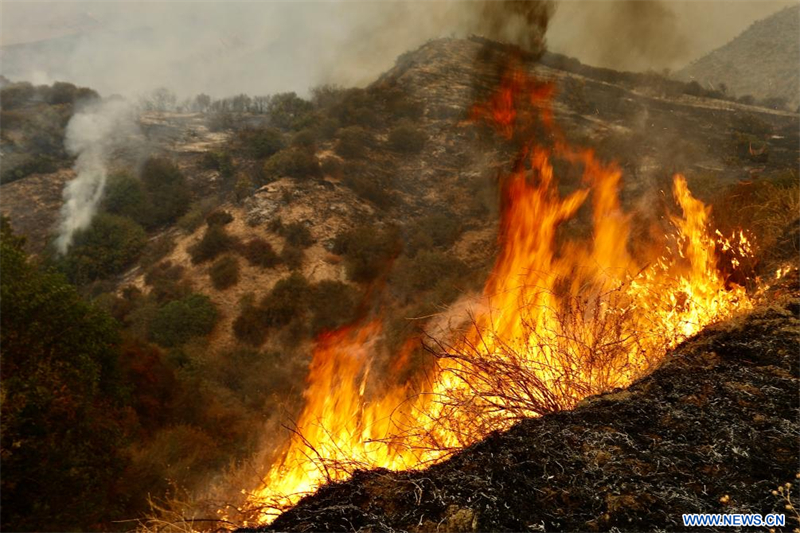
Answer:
[{"xmin": 258, "ymin": 273, "xmax": 800, "ymax": 533}]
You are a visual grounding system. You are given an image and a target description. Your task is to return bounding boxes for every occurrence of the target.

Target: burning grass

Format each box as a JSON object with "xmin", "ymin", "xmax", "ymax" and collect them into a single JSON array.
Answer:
[{"xmin": 263, "ymin": 272, "xmax": 799, "ymax": 532}]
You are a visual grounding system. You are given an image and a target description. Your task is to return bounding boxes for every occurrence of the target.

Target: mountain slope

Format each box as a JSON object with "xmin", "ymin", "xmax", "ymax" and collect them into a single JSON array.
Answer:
[
  {"xmin": 260, "ymin": 273, "xmax": 800, "ymax": 532},
  {"xmin": 677, "ymin": 5, "xmax": 800, "ymax": 111}
]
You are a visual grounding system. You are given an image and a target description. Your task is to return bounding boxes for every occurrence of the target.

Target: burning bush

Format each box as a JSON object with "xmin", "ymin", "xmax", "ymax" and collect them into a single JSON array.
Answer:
[{"xmin": 242, "ymin": 67, "xmax": 757, "ymax": 523}]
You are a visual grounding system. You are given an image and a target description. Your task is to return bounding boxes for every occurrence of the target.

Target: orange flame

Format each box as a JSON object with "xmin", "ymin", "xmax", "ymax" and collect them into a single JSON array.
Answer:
[{"xmin": 243, "ymin": 68, "xmax": 753, "ymax": 522}]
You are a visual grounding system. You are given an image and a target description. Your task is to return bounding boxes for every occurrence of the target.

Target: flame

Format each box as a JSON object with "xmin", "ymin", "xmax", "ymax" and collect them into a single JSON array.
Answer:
[{"xmin": 243, "ymin": 67, "xmax": 754, "ymax": 522}]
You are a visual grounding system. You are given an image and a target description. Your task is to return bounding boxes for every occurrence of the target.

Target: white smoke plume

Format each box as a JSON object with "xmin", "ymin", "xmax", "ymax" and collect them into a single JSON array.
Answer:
[{"xmin": 55, "ymin": 99, "xmax": 140, "ymax": 254}]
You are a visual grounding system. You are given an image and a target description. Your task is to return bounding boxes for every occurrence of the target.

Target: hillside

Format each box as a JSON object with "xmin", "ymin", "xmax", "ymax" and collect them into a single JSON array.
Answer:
[
  {"xmin": 260, "ymin": 273, "xmax": 800, "ymax": 532},
  {"xmin": 677, "ymin": 5, "xmax": 800, "ymax": 111},
  {"xmin": 1, "ymin": 36, "xmax": 798, "ymax": 531}
]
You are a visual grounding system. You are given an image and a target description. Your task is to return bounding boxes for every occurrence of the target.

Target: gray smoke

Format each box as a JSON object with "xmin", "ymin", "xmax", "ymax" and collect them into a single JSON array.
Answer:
[{"xmin": 55, "ymin": 98, "xmax": 140, "ymax": 253}]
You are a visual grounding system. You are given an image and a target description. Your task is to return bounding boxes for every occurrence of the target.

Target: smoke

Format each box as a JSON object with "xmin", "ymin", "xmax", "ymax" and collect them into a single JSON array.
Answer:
[
  {"xmin": 1, "ymin": 1, "xmax": 553, "ymax": 101},
  {"xmin": 472, "ymin": 0, "xmax": 554, "ymax": 54},
  {"xmin": 55, "ymin": 98, "xmax": 140, "ymax": 253},
  {"xmin": 547, "ymin": 0, "xmax": 795, "ymax": 73}
]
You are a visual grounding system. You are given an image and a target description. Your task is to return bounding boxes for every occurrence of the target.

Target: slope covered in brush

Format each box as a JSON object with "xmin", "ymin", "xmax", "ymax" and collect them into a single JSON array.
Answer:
[
  {"xmin": 677, "ymin": 5, "xmax": 800, "ymax": 111},
  {"xmin": 258, "ymin": 273, "xmax": 800, "ymax": 532}
]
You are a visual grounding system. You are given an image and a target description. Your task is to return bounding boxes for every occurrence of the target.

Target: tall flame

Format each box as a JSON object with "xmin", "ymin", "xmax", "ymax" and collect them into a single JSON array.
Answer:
[{"xmin": 242, "ymin": 67, "xmax": 753, "ymax": 523}]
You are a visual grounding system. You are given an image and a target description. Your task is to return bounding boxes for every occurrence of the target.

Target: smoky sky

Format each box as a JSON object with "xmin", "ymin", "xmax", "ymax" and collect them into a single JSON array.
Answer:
[{"xmin": 0, "ymin": 1, "xmax": 794, "ymax": 99}]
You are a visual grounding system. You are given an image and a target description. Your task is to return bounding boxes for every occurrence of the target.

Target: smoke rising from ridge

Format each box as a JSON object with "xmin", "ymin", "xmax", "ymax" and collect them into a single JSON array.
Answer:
[
  {"xmin": 0, "ymin": 1, "xmax": 555, "ymax": 101},
  {"xmin": 55, "ymin": 99, "xmax": 140, "ymax": 253}
]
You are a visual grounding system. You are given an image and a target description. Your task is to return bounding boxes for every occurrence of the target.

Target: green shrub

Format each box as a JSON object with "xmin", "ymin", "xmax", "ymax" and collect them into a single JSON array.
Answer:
[
  {"xmin": 149, "ymin": 293, "xmax": 218, "ymax": 347},
  {"xmin": 309, "ymin": 280, "xmax": 359, "ymax": 334},
  {"xmin": 177, "ymin": 198, "xmax": 218, "ymax": 233},
  {"xmin": 1, "ymin": 221, "xmax": 129, "ymax": 531},
  {"xmin": 233, "ymin": 303, "xmax": 268, "ymax": 346},
  {"xmin": 188, "ymin": 224, "xmax": 235, "ymax": 264},
  {"xmin": 58, "ymin": 213, "xmax": 147, "ymax": 285},
  {"xmin": 263, "ymin": 147, "xmax": 322, "ymax": 180},
  {"xmin": 342, "ymin": 164, "xmax": 396, "ymax": 209},
  {"xmin": 385, "ymin": 91, "xmax": 424, "ymax": 120},
  {"xmin": 393, "ymin": 250, "xmax": 467, "ymax": 293},
  {"xmin": 102, "ymin": 172, "xmax": 149, "ymax": 224},
  {"xmin": 201, "ymin": 150, "xmax": 235, "ymax": 179},
  {"xmin": 144, "ymin": 261, "xmax": 191, "ymax": 303},
  {"xmin": 320, "ymin": 157, "xmax": 342, "ymax": 178},
  {"xmin": 292, "ymin": 128, "xmax": 317, "ymax": 148},
  {"xmin": 260, "ymin": 273, "xmax": 311, "ymax": 327},
  {"xmin": 140, "ymin": 157, "xmax": 190, "ymax": 227},
  {"xmin": 282, "ymin": 221, "xmax": 314, "ymax": 248},
  {"xmin": 407, "ymin": 212, "xmax": 462, "ymax": 253},
  {"xmin": 388, "ymin": 120, "xmax": 426, "ymax": 153},
  {"xmin": 139, "ymin": 234, "xmax": 176, "ymax": 269},
  {"xmin": 316, "ymin": 117, "xmax": 341, "ymax": 140},
  {"xmin": 207, "ymin": 110, "xmax": 234, "ymax": 132},
  {"xmin": 235, "ymin": 173, "xmax": 254, "ymax": 203},
  {"xmin": 237, "ymin": 128, "xmax": 285, "ymax": 159},
  {"xmin": 266, "ymin": 92, "xmax": 315, "ymax": 131},
  {"xmin": 333, "ymin": 226, "xmax": 400, "ymax": 282},
  {"xmin": 336, "ymin": 127, "xmax": 374, "ymax": 159},
  {"xmin": 206, "ymin": 210, "xmax": 234, "ymax": 227},
  {"xmin": 241, "ymin": 237, "xmax": 280, "ymax": 268},
  {"xmin": 0, "ymin": 152, "xmax": 62, "ymax": 185},
  {"xmin": 209, "ymin": 255, "xmax": 240, "ymax": 290},
  {"xmin": 330, "ymin": 88, "xmax": 381, "ymax": 127}
]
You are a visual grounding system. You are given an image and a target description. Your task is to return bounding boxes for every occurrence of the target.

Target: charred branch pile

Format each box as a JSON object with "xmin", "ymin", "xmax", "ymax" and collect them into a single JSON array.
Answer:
[{"xmin": 254, "ymin": 273, "xmax": 799, "ymax": 532}]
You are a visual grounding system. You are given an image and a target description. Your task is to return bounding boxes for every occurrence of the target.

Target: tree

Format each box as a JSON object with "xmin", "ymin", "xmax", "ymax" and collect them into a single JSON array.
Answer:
[
  {"xmin": 103, "ymin": 171, "xmax": 150, "ymax": 225},
  {"xmin": 149, "ymin": 293, "xmax": 218, "ymax": 347},
  {"xmin": 1, "ymin": 218, "xmax": 130, "ymax": 530},
  {"xmin": 149, "ymin": 87, "xmax": 177, "ymax": 112},
  {"xmin": 58, "ymin": 213, "xmax": 147, "ymax": 285},
  {"xmin": 263, "ymin": 147, "xmax": 321, "ymax": 181},
  {"xmin": 266, "ymin": 92, "xmax": 314, "ymax": 130},
  {"xmin": 140, "ymin": 157, "xmax": 190, "ymax": 227},
  {"xmin": 238, "ymin": 127, "xmax": 286, "ymax": 159},
  {"xmin": 193, "ymin": 93, "xmax": 211, "ymax": 113}
]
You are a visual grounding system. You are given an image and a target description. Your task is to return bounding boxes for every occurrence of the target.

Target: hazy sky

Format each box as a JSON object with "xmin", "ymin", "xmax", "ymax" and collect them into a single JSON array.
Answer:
[{"xmin": 1, "ymin": 1, "xmax": 795, "ymax": 98}]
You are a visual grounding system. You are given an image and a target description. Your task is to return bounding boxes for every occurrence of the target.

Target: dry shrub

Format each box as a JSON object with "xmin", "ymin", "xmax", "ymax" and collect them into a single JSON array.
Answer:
[
  {"xmin": 189, "ymin": 225, "xmax": 237, "ymax": 264},
  {"xmin": 713, "ymin": 173, "xmax": 800, "ymax": 269},
  {"xmin": 241, "ymin": 238, "xmax": 281, "ymax": 269},
  {"xmin": 209, "ymin": 255, "xmax": 240, "ymax": 290}
]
